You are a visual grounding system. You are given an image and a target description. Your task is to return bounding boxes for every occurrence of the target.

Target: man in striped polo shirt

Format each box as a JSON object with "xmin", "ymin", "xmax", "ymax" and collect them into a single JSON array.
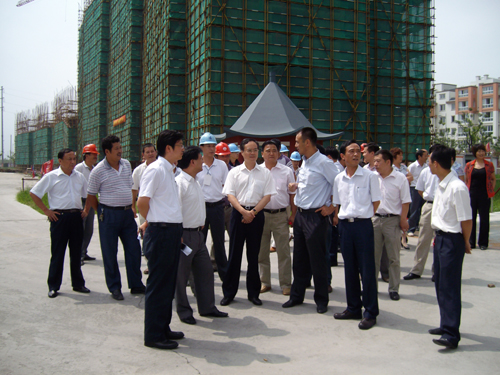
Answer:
[{"xmin": 85, "ymin": 135, "xmax": 145, "ymax": 301}]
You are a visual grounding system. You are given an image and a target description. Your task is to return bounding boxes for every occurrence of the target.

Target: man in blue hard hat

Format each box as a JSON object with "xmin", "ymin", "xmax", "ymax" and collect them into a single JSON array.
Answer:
[
  {"xmin": 228, "ymin": 143, "xmax": 241, "ymax": 167},
  {"xmin": 278, "ymin": 144, "xmax": 292, "ymax": 167},
  {"xmin": 196, "ymin": 132, "xmax": 229, "ymax": 281}
]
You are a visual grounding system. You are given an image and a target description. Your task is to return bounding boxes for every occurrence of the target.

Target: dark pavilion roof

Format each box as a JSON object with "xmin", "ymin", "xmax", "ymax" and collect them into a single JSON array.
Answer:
[{"xmin": 214, "ymin": 75, "xmax": 343, "ymax": 141}]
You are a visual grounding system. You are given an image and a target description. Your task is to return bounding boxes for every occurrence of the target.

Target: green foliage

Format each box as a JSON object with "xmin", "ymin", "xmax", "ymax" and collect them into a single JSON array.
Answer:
[
  {"xmin": 455, "ymin": 113, "xmax": 496, "ymax": 152},
  {"xmin": 16, "ymin": 190, "xmax": 48, "ymax": 216}
]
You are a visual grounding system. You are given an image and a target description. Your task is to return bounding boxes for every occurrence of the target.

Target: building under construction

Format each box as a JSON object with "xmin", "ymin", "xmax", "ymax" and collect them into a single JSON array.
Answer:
[{"xmin": 16, "ymin": 0, "xmax": 435, "ymax": 166}]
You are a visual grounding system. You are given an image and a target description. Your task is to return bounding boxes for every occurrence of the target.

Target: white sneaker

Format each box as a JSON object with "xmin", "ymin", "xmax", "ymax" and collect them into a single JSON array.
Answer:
[{"xmin": 407, "ymin": 232, "xmax": 415, "ymax": 237}]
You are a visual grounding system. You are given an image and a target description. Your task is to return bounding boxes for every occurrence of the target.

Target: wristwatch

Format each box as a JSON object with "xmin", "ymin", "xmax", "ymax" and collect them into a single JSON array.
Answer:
[{"xmin": 252, "ymin": 208, "xmax": 257, "ymax": 214}]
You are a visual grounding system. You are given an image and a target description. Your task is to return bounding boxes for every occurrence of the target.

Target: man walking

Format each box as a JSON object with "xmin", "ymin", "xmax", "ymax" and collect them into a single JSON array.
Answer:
[
  {"xmin": 75, "ymin": 144, "xmax": 99, "ymax": 265},
  {"xmin": 407, "ymin": 149, "xmax": 429, "ymax": 236},
  {"xmin": 85, "ymin": 135, "xmax": 145, "ymax": 301},
  {"xmin": 30, "ymin": 148, "xmax": 90, "ymax": 298}
]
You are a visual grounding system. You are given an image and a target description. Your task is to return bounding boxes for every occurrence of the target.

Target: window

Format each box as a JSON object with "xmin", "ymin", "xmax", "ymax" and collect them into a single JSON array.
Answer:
[
  {"xmin": 457, "ymin": 128, "xmax": 465, "ymax": 137},
  {"xmin": 451, "ymin": 103, "xmax": 455, "ymax": 111},
  {"xmin": 458, "ymin": 101, "xmax": 468, "ymax": 110},
  {"xmin": 458, "ymin": 89, "xmax": 468, "ymax": 97},
  {"xmin": 439, "ymin": 104, "xmax": 445, "ymax": 111},
  {"xmin": 484, "ymin": 125, "xmax": 493, "ymax": 134},
  {"xmin": 483, "ymin": 112, "xmax": 493, "ymax": 122},
  {"xmin": 483, "ymin": 98, "xmax": 493, "ymax": 109},
  {"xmin": 439, "ymin": 94, "xmax": 445, "ymax": 100},
  {"xmin": 439, "ymin": 116, "xmax": 446, "ymax": 125},
  {"xmin": 451, "ymin": 128, "xmax": 457, "ymax": 135},
  {"xmin": 458, "ymin": 114, "xmax": 466, "ymax": 122},
  {"xmin": 451, "ymin": 115, "xmax": 455, "ymax": 122},
  {"xmin": 483, "ymin": 86, "xmax": 493, "ymax": 94}
]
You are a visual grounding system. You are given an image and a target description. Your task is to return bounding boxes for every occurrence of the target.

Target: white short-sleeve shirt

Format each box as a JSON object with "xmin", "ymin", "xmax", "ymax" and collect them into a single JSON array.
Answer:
[
  {"xmin": 261, "ymin": 162, "xmax": 296, "ymax": 210},
  {"xmin": 376, "ymin": 168, "xmax": 412, "ymax": 215},
  {"xmin": 176, "ymin": 171, "xmax": 206, "ymax": 228},
  {"xmin": 196, "ymin": 158, "xmax": 228, "ymax": 203}
]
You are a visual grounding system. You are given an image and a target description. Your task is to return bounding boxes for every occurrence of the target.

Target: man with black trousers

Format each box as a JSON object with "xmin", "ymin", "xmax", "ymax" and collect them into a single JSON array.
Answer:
[
  {"xmin": 282, "ymin": 127, "xmax": 339, "ymax": 314},
  {"xmin": 332, "ymin": 140, "xmax": 381, "ymax": 330},
  {"xmin": 30, "ymin": 148, "xmax": 90, "ymax": 298},
  {"xmin": 138, "ymin": 130, "xmax": 185, "ymax": 350},
  {"xmin": 428, "ymin": 145, "xmax": 472, "ymax": 349}
]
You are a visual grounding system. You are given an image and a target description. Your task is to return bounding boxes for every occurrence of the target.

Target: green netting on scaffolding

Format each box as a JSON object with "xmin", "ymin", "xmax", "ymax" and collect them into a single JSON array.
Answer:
[
  {"xmin": 15, "ymin": 132, "xmax": 33, "ymax": 166},
  {"xmin": 33, "ymin": 127, "xmax": 53, "ymax": 165},
  {"xmin": 52, "ymin": 121, "xmax": 78, "ymax": 165}
]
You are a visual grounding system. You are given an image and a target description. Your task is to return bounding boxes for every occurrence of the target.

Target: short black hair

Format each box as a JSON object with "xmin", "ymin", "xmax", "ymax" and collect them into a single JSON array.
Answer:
[
  {"xmin": 58, "ymin": 148, "xmax": 74, "ymax": 160},
  {"xmin": 240, "ymin": 138, "xmax": 259, "ymax": 151},
  {"xmin": 317, "ymin": 144, "xmax": 326, "ymax": 155},
  {"xmin": 430, "ymin": 145, "xmax": 453, "ymax": 170},
  {"xmin": 101, "ymin": 135, "xmax": 120, "ymax": 154},
  {"xmin": 142, "ymin": 143, "xmax": 156, "ymax": 153},
  {"xmin": 471, "ymin": 143, "xmax": 486, "ymax": 157},
  {"xmin": 262, "ymin": 139, "xmax": 280, "ymax": 152},
  {"xmin": 429, "ymin": 144, "xmax": 442, "ymax": 155},
  {"xmin": 298, "ymin": 127, "xmax": 317, "ymax": 146},
  {"xmin": 340, "ymin": 140, "xmax": 359, "ymax": 155},
  {"xmin": 375, "ymin": 149, "xmax": 393, "ymax": 164},
  {"xmin": 157, "ymin": 130, "xmax": 183, "ymax": 157},
  {"xmin": 325, "ymin": 147, "xmax": 340, "ymax": 160},
  {"xmin": 416, "ymin": 149, "xmax": 427, "ymax": 159},
  {"xmin": 177, "ymin": 146, "xmax": 202, "ymax": 170},
  {"xmin": 365, "ymin": 142, "xmax": 380, "ymax": 154}
]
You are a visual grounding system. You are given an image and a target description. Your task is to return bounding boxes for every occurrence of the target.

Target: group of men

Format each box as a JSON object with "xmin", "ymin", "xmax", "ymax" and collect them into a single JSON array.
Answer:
[{"xmin": 31, "ymin": 127, "xmax": 472, "ymax": 350}]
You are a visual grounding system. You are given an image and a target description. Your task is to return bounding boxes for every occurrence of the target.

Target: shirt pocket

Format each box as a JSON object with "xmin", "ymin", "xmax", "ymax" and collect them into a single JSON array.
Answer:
[
  {"xmin": 354, "ymin": 186, "xmax": 371, "ymax": 206},
  {"xmin": 251, "ymin": 177, "xmax": 265, "ymax": 196}
]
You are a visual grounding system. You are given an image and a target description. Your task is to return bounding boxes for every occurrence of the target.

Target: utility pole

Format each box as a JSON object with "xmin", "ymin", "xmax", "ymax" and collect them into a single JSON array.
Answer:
[{"xmin": 1, "ymin": 86, "xmax": 4, "ymax": 167}]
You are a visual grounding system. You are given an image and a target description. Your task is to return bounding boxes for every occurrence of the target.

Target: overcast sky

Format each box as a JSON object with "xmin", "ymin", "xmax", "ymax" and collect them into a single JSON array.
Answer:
[{"xmin": 1, "ymin": 0, "xmax": 499, "ymax": 158}]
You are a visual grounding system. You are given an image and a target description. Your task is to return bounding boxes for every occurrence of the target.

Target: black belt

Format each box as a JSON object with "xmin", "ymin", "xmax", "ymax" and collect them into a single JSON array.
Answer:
[
  {"xmin": 297, "ymin": 207, "xmax": 320, "ymax": 213},
  {"xmin": 242, "ymin": 206, "xmax": 256, "ymax": 211},
  {"xmin": 339, "ymin": 218, "xmax": 370, "ymax": 223},
  {"xmin": 264, "ymin": 208, "xmax": 287, "ymax": 214},
  {"xmin": 184, "ymin": 226, "xmax": 203, "ymax": 232},
  {"xmin": 435, "ymin": 230, "xmax": 459, "ymax": 236},
  {"xmin": 206, "ymin": 200, "xmax": 225, "ymax": 208},
  {"xmin": 149, "ymin": 222, "xmax": 182, "ymax": 228},
  {"xmin": 101, "ymin": 204, "xmax": 132, "ymax": 211},
  {"xmin": 54, "ymin": 209, "xmax": 81, "ymax": 214},
  {"xmin": 426, "ymin": 200, "xmax": 433, "ymax": 204},
  {"xmin": 375, "ymin": 213, "xmax": 399, "ymax": 218}
]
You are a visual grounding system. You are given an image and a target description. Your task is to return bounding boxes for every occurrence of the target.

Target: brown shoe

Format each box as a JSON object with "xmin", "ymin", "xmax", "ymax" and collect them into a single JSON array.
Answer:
[
  {"xmin": 282, "ymin": 287, "xmax": 291, "ymax": 295},
  {"xmin": 260, "ymin": 285, "xmax": 271, "ymax": 293},
  {"xmin": 270, "ymin": 247, "xmax": 276, "ymax": 253}
]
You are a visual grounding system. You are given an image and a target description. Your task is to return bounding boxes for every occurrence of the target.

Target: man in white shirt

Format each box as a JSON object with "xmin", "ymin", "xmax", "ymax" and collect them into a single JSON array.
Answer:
[
  {"xmin": 428, "ymin": 145, "xmax": 472, "ymax": 349},
  {"xmin": 404, "ymin": 145, "xmax": 440, "ymax": 281},
  {"xmin": 132, "ymin": 143, "xmax": 157, "ymax": 223},
  {"xmin": 373, "ymin": 150, "xmax": 411, "ymax": 301},
  {"xmin": 137, "ymin": 130, "xmax": 185, "ymax": 350},
  {"xmin": 258, "ymin": 139, "xmax": 296, "ymax": 296},
  {"xmin": 407, "ymin": 149, "xmax": 428, "ymax": 236},
  {"xmin": 332, "ymin": 140, "xmax": 381, "ymax": 330},
  {"xmin": 30, "ymin": 148, "xmax": 90, "ymax": 298},
  {"xmin": 362, "ymin": 142, "xmax": 379, "ymax": 172},
  {"xmin": 283, "ymin": 128, "xmax": 338, "ymax": 314},
  {"xmin": 197, "ymin": 132, "xmax": 229, "ymax": 281},
  {"xmin": 221, "ymin": 139, "xmax": 276, "ymax": 306},
  {"xmin": 175, "ymin": 146, "xmax": 228, "ymax": 325},
  {"xmin": 75, "ymin": 144, "xmax": 99, "ymax": 264}
]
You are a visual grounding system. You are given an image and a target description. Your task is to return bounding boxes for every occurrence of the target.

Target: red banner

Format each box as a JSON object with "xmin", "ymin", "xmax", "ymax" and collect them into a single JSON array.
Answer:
[
  {"xmin": 42, "ymin": 160, "xmax": 54, "ymax": 175},
  {"xmin": 113, "ymin": 115, "xmax": 126, "ymax": 127}
]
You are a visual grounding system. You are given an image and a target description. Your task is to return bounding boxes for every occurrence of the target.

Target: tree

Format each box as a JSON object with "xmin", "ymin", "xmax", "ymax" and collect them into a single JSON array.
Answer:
[
  {"xmin": 431, "ymin": 118, "xmax": 458, "ymax": 149},
  {"xmin": 455, "ymin": 112, "xmax": 497, "ymax": 153}
]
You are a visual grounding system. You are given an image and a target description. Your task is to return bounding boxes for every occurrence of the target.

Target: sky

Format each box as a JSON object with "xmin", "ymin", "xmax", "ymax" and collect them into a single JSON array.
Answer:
[{"xmin": 1, "ymin": 0, "xmax": 500, "ymax": 159}]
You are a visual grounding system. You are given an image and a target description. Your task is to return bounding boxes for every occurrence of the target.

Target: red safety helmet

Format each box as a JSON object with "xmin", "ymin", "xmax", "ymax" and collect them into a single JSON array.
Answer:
[
  {"xmin": 360, "ymin": 143, "xmax": 368, "ymax": 152},
  {"xmin": 215, "ymin": 142, "xmax": 231, "ymax": 156},
  {"xmin": 82, "ymin": 144, "xmax": 100, "ymax": 154}
]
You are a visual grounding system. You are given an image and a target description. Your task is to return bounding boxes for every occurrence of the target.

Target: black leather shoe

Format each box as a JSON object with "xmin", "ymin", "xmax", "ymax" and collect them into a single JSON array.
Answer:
[
  {"xmin": 317, "ymin": 305, "xmax": 327, "ymax": 314},
  {"xmin": 83, "ymin": 255, "xmax": 96, "ymax": 261},
  {"xmin": 131, "ymin": 286, "xmax": 146, "ymax": 294},
  {"xmin": 73, "ymin": 286, "xmax": 90, "ymax": 293},
  {"xmin": 201, "ymin": 310, "xmax": 228, "ymax": 318},
  {"xmin": 112, "ymin": 289, "xmax": 124, "ymax": 300},
  {"xmin": 48, "ymin": 290, "xmax": 58, "ymax": 298},
  {"xmin": 428, "ymin": 327, "xmax": 444, "ymax": 335},
  {"xmin": 220, "ymin": 297, "xmax": 233, "ymax": 306},
  {"xmin": 180, "ymin": 316, "xmax": 196, "ymax": 325},
  {"xmin": 248, "ymin": 297, "xmax": 262, "ymax": 306},
  {"xmin": 480, "ymin": 246, "xmax": 488, "ymax": 250},
  {"xmin": 144, "ymin": 340, "xmax": 178, "ymax": 350},
  {"xmin": 282, "ymin": 299, "xmax": 303, "ymax": 308},
  {"xmin": 389, "ymin": 292, "xmax": 400, "ymax": 301},
  {"xmin": 333, "ymin": 309, "xmax": 362, "ymax": 320},
  {"xmin": 358, "ymin": 318, "xmax": 376, "ymax": 330},
  {"xmin": 431, "ymin": 275, "xmax": 435, "ymax": 282},
  {"xmin": 403, "ymin": 273, "xmax": 421, "ymax": 280},
  {"xmin": 166, "ymin": 330, "xmax": 185, "ymax": 340},
  {"xmin": 433, "ymin": 338, "xmax": 457, "ymax": 349}
]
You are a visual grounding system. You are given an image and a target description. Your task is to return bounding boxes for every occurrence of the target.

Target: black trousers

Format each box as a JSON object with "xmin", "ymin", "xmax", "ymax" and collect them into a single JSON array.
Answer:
[
  {"xmin": 48, "ymin": 211, "xmax": 85, "ymax": 291},
  {"xmin": 408, "ymin": 186, "xmax": 424, "ymax": 232},
  {"xmin": 469, "ymin": 189, "xmax": 490, "ymax": 248},
  {"xmin": 290, "ymin": 210, "xmax": 329, "ymax": 308},
  {"xmin": 338, "ymin": 218, "xmax": 379, "ymax": 319},
  {"xmin": 222, "ymin": 209, "xmax": 264, "ymax": 300},
  {"xmin": 203, "ymin": 203, "xmax": 228, "ymax": 281},
  {"xmin": 143, "ymin": 223, "xmax": 183, "ymax": 343},
  {"xmin": 434, "ymin": 231, "xmax": 465, "ymax": 345}
]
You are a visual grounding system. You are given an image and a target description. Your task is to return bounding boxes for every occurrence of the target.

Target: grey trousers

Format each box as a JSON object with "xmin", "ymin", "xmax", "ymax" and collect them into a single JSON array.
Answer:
[
  {"xmin": 176, "ymin": 229, "xmax": 218, "ymax": 319},
  {"xmin": 258, "ymin": 210, "xmax": 292, "ymax": 289},
  {"xmin": 373, "ymin": 215, "xmax": 401, "ymax": 293},
  {"xmin": 410, "ymin": 202, "xmax": 434, "ymax": 275},
  {"xmin": 81, "ymin": 206, "xmax": 95, "ymax": 259}
]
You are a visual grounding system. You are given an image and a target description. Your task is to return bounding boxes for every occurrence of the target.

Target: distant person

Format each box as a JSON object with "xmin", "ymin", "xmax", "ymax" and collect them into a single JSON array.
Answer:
[
  {"xmin": 290, "ymin": 151, "xmax": 301, "ymax": 179},
  {"xmin": 464, "ymin": 144, "xmax": 495, "ymax": 250},
  {"xmin": 278, "ymin": 144, "xmax": 292, "ymax": 167},
  {"xmin": 75, "ymin": 144, "xmax": 99, "ymax": 265},
  {"xmin": 30, "ymin": 148, "xmax": 90, "ymax": 298},
  {"xmin": 228, "ymin": 143, "xmax": 241, "ymax": 167},
  {"xmin": 85, "ymin": 135, "xmax": 145, "ymax": 301},
  {"xmin": 362, "ymin": 143, "xmax": 379, "ymax": 172},
  {"xmin": 407, "ymin": 149, "xmax": 429, "ymax": 236}
]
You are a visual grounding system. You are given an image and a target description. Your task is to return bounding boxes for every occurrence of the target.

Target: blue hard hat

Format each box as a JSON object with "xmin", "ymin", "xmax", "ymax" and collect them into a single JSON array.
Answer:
[
  {"xmin": 290, "ymin": 151, "xmax": 301, "ymax": 161},
  {"xmin": 199, "ymin": 132, "xmax": 217, "ymax": 145},
  {"xmin": 280, "ymin": 144, "xmax": 289, "ymax": 152},
  {"xmin": 228, "ymin": 143, "xmax": 240, "ymax": 153}
]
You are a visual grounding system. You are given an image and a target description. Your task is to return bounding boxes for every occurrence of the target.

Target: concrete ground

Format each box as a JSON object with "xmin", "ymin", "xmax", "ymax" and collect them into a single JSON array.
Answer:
[{"xmin": 1, "ymin": 172, "xmax": 499, "ymax": 375}]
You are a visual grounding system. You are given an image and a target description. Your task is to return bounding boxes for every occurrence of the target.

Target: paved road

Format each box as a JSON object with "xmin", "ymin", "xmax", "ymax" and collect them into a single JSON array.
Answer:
[{"xmin": 1, "ymin": 172, "xmax": 499, "ymax": 375}]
